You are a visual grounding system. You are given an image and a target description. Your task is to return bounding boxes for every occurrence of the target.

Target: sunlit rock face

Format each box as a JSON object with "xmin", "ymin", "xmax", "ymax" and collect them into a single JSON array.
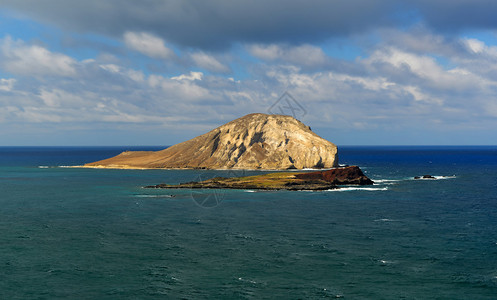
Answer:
[{"xmin": 84, "ymin": 113, "xmax": 338, "ymax": 170}]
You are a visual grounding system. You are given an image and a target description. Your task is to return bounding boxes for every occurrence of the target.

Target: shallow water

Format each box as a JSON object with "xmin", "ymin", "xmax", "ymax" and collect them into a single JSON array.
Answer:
[{"xmin": 1, "ymin": 146, "xmax": 496, "ymax": 299}]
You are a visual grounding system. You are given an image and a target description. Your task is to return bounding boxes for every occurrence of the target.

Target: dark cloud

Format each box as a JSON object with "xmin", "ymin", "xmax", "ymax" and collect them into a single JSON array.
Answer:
[
  {"xmin": 3, "ymin": 1, "xmax": 497, "ymax": 50},
  {"xmin": 412, "ymin": 0, "xmax": 497, "ymax": 32},
  {"xmin": 0, "ymin": 0, "xmax": 400, "ymax": 49}
]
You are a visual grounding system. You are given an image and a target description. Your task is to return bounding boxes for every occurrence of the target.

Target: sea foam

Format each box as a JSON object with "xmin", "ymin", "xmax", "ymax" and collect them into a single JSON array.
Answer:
[
  {"xmin": 133, "ymin": 194, "xmax": 176, "ymax": 198},
  {"xmin": 327, "ymin": 187, "xmax": 388, "ymax": 192}
]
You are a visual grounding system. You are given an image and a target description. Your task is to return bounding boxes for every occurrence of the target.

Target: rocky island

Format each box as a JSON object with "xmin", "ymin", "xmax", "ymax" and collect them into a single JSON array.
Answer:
[
  {"xmin": 84, "ymin": 113, "xmax": 338, "ymax": 170},
  {"xmin": 84, "ymin": 113, "xmax": 374, "ymax": 190},
  {"xmin": 145, "ymin": 165, "xmax": 374, "ymax": 191}
]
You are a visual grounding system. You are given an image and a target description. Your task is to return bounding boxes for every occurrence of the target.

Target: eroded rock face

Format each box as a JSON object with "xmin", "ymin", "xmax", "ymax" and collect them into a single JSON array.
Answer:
[
  {"xmin": 84, "ymin": 113, "xmax": 338, "ymax": 170},
  {"xmin": 295, "ymin": 166, "xmax": 374, "ymax": 185}
]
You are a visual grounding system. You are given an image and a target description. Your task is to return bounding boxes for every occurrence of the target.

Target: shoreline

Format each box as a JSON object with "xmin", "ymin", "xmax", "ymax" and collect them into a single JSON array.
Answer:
[{"xmin": 70, "ymin": 165, "xmax": 347, "ymax": 171}]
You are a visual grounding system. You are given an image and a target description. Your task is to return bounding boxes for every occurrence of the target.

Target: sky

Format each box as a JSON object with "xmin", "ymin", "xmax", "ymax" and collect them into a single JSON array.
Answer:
[{"xmin": 1, "ymin": 0, "xmax": 497, "ymax": 146}]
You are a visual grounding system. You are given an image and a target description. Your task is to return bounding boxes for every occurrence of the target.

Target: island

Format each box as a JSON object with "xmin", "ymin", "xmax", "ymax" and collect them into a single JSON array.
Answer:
[
  {"xmin": 83, "ymin": 113, "xmax": 338, "ymax": 170},
  {"xmin": 145, "ymin": 165, "xmax": 374, "ymax": 191},
  {"xmin": 82, "ymin": 113, "xmax": 375, "ymax": 191}
]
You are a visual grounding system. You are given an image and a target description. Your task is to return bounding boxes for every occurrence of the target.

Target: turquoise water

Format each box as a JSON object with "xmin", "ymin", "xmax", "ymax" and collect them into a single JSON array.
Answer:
[{"xmin": 1, "ymin": 146, "xmax": 497, "ymax": 299}]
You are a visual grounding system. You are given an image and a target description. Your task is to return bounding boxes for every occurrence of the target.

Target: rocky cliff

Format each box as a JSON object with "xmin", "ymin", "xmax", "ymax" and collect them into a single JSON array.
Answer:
[
  {"xmin": 295, "ymin": 166, "xmax": 373, "ymax": 185},
  {"xmin": 84, "ymin": 113, "xmax": 338, "ymax": 170}
]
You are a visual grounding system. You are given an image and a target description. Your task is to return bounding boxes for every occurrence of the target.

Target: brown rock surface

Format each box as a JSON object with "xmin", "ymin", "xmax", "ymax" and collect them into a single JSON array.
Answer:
[
  {"xmin": 84, "ymin": 113, "xmax": 338, "ymax": 170},
  {"xmin": 295, "ymin": 166, "xmax": 374, "ymax": 185}
]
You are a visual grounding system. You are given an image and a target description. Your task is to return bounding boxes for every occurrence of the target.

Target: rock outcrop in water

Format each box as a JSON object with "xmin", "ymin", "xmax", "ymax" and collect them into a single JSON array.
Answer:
[
  {"xmin": 414, "ymin": 175, "xmax": 436, "ymax": 179},
  {"xmin": 84, "ymin": 113, "xmax": 338, "ymax": 170},
  {"xmin": 295, "ymin": 166, "xmax": 374, "ymax": 185},
  {"xmin": 145, "ymin": 166, "xmax": 374, "ymax": 191}
]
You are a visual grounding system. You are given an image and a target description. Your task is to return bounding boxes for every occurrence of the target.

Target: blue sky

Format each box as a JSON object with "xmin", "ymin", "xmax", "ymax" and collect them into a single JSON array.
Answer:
[{"xmin": 1, "ymin": 0, "xmax": 497, "ymax": 146}]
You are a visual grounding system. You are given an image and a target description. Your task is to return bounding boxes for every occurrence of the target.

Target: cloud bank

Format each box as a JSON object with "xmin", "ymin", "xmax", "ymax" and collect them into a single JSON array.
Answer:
[{"xmin": 1, "ymin": 1, "xmax": 497, "ymax": 145}]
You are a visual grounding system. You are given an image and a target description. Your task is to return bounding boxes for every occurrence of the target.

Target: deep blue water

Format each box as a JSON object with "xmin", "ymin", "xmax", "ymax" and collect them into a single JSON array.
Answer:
[{"xmin": 1, "ymin": 146, "xmax": 497, "ymax": 299}]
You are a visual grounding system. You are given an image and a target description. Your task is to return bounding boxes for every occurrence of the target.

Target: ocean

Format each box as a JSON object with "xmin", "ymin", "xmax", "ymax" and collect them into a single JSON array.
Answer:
[{"xmin": 1, "ymin": 146, "xmax": 496, "ymax": 299}]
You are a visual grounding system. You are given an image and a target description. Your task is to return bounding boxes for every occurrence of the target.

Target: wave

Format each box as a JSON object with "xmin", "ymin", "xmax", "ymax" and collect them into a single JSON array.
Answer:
[
  {"xmin": 327, "ymin": 187, "xmax": 388, "ymax": 192},
  {"xmin": 133, "ymin": 194, "xmax": 176, "ymax": 198},
  {"xmin": 39, "ymin": 165, "xmax": 76, "ymax": 169},
  {"xmin": 434, "ymin": 175, "xmax": 456, "ymax": 179},
  {"xmin": 374, "ymin": 218, "xmax": 398, "ymax": 222},
  {"xmin": 373, "ymin": 179, "xmax": 402, "ymax": 185},
  {"xmin": 237, "ymin": 277, "xmax": 258, "ymax": 285},
  {"xmin": 39, "ymin": 165, "xmax": 88, "ymax": 169},
  {"xmin": 377, "ymin": 259, "xmax": 395, "ymax": 265},
  {"xmin": 371, "ymin": 175, "xmax": 457, "ymax": 184},
  {"xmin": 413, "ymin": 175, "xmax": 457, "ymax": 180}
]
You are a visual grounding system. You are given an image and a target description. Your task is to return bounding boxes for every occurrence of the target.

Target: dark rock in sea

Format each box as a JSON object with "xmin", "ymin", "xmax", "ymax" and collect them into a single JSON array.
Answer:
[
  {"xmin": 295, "ymin": 166, "xmax": 374, "ymax": 185},
  {"xmin": 414, "ymin": 175, "xmax": 436, "ymax": 179}
]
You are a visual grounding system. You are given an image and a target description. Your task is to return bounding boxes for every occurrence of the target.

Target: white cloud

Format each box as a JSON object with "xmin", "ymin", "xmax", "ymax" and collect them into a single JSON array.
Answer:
[
  {"xmin": 99, "ymin": 64, "xmax": 121, "ymax": 73},
  {"xmin": 465, "ymin": 38, "xmax": 486, "ymax": 54},
  {"xmin": 461, "ymin": 37, "xmax": 497, "ymax": 60},
  {"xmin": 248, "ymin": 44, "xmax": 281, "ymax": 60},
  {"xmin": 367, "ymin": 47, "xmax": 443, "ymax": 80},
  {"xmin": 379, "ymin": 28, "xmax": 453, "ymax": 56},
  {"xmin": 123, "ymin": 31, "xmax": 174, "ymax": 59},
  {"xmin": 286, "ymin": 44, "xmax": 328, "ymax": 66},
  {"xmin": 99, "ymin": 63, "xmax": 145, "ymax": 82},
  {"xmin": 404, "ymin": 85, "xmax": 442, "ymax": 104},
  {"xmin": 248, "ymin": 44, "xmax": 328, "ymax": 67},
  {"xmin": 0, "ymin": 78, "xmax": 15, "ymax": 91},
  {"xmin": 364, "ymin": 46, "xmax": 492, "ymax": 92},
  {"xmin": 190, "ymin": 52, "xmax": 229, "ymax": 73},
  {"xmin": 150, "ymin": 73, "xmax": 210, "ymax": 101},
  {"xmin": 3, "ymin": 29, "xmax": 497, "ymax": 145},
  {"xmin": 171, "ymin": 71, "xmax": 203, "ymax": 81},
  {"xmin": 39, "ymin": 88, "xmax": 91, "ymax": 108},
  {"xmin": 0, "ymin": 36, "xmax": 76, "ymax": 76}
]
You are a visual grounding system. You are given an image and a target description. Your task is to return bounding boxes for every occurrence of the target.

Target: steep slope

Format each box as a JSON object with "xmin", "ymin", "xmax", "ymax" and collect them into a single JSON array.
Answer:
[{"xmin": 84, "ymin": 113, "xmax": 338, "ymax": 169}]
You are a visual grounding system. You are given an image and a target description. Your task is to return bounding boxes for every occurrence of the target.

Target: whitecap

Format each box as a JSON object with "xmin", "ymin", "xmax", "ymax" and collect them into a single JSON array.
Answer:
[
  {"xmin": 371, "ymin": 258, "xmax": 395, "ymax": 265},
  {"xmin": 244, "ymin": 190, "xmax": 256, "ymax": 193},
  {"xmin": 373, "ymin": 179, "xmax": 401, "ymax": 184},
  {"xmin": 133, "ymin": 194, "xmax": 176, "ymax": 198},
  {"xmin": 327, "ymin": 187, "xmax": 388, "ymax": 192},
  {"xmin": 434, "ymin": 175, "xmax": 457, "ymax": 179},
  {"xmin": 39, "ymin": 165, "xmax": 63, "ymax": 169},
  {"xmin": 413, "ymin": 175, "xmax": 457, "ymax": 180},
  {"xmin": 237, "ymin": 277, "xmax": 258, "ymax": 284},
  {"xmin": 374, "ymin": 218, "xmax": 397, "ymax": 222}
]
